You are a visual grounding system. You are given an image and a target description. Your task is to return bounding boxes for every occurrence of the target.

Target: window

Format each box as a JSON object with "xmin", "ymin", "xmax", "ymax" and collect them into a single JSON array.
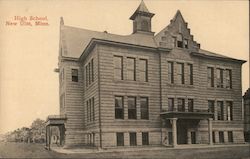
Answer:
[
  {"xmin": 228, "ymin": 131, "xmax": 233, "ymax": 142},
  {"xmin": 188, "ymin": 99, "xmax": 194, "ymax": 112},
  {"xmin": 115, "ymin": 96, "xmax": 124, "ymax": 119},
  {"xmin": 184, "ymin": 39, "xmax": 188, "ymax": 48},
  {"xmin": 226, "ymin": 101, "xmax": 233, "ymax": 121},
  {"xmin": 89, "ymin": 98, "xmax": 92, "ymax": 122},
  {"xmin": 139, "ymin": 59, "xmax": 148, "ymax": 82},
  {"xmin": 128, "ymin": 97, "xmax": 137, "ymax": 119},
  {"xmin": 92, "ymin": 97, "xmax": 95, "ymax": 121},
  {"xmin": 140, "ymin": 97, "xmax": 149, "ymax": 119},
  {"xmin": 177, "ymin": 63, "xmax": 184, "ymax": 84},
  {"xmin": 91, "ymin": 59, "xmax": 94, "ymax": 82},
  {"xmin": 212, "ymin": 131, "xmax": 215, "ymax": 143},
  {"xmin": 60, "ymin": 68, "xmax": 64, "ymax": 84},
  {"xmin": 219, "ymin": 131, "xmax": 224, "ymax": 143},
  {"xmin": 86, "ymin": 100, "xmax": 89, "ymax": 122},
  {"xmin": 177, "ymin": 34, "xmax": 183, "ymax": 48},
  {"xmin": 88, "ymin": 63, "xmax": 91, "ymax": 85},
  {"xmin": 187, "ymin": 64, "xmax": 193, "ymax": 85},
  {"xmin": 142, "ymin": 132, "xmax": 149, "ymax": 145},
  {"xmin": 168, "ymin": 62, "xmax": 174, "ymax": 84},
  {"xmin": 208, "ymin": 100, "xmax": 215, "ymax": 120},
  {"xmin": 168, "ymin": 98, "xmax": 174, "ymax": 111},
  {"xmin": 217, "ymin": 101, "xmax": 224, "ymax": 120},
  {"xmin": 71, "ymin": 69, "xmax": 78, "ymax": 82},
  {"xmin": 129, "ymin": 132, "xmax": 137, "ymax": 146},
  {"xmin": 60, "ymin": 93, "xmax": 65, "ymax": 108},
  {"xmin": 127, "ymin": 57, "xmax": 136, "ymax": 81},
  {"xmin": 177, "ymin": 98, "xmax": 185, "ymax": 112},
  {"xmin": 86, "ymin": 65, "xmax": 89, "ymax": 87},
  {"xmin": 141, "ymin": 20, "xmax": 149, "ymax": 31},
  {"xmin": 116, "ymin": 133, "xmax": 124, "ymax": 146},
  {"xmin": 216, "ymin": 68, "xmax": 223, "ymax": 88},
  {"xmin": 207, "ymin": 67, "xmax": 214, "ymax": 87},
  {"xmin": 225, "ymin": 69, "xmax": 232, "ymax": 89},
  {"xmin": 114, "ymin": 56, "xmax": 123, "ymax": 80}
]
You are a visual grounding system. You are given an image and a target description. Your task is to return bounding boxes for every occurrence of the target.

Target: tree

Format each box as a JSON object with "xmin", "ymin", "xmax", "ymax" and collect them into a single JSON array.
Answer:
[{"xmin": 30, "ymin": 118, "xmax": 46, "ymax": 143}]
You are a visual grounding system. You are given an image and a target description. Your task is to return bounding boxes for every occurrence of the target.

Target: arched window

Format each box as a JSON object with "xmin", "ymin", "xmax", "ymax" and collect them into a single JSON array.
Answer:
[{"xmin": 141, "ymin": 20, "xmax": 149, "ymax": 31}]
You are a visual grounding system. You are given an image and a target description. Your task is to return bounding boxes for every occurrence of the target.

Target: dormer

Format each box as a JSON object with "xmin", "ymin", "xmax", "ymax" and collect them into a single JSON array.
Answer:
[{"xmin": 130, "ymin": 1, "xmax": 155, "ymax": 35}]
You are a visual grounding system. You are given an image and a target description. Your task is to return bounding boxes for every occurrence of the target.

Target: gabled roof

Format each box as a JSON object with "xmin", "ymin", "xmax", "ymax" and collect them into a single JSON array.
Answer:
[{"xmin": 60, "ymin": 25, "xmax": 157, "ymax": 58}]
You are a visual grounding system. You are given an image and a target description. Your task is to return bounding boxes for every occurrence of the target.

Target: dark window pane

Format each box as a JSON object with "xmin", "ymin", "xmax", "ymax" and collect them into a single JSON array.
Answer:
[
  {"xmin": 72, "ymin": 69, "xmax": 78, "ymax": 82},
  {"xmin": 168, "ymin": 62, "xmax": 174, "ymax": 83},
  {"xmin": 168, "ymin": 98, "xmax": 174, "ymax": 111},
  {"xmin": 114, "ymin": 56, "xmax": 123, "ymax": 80},
  {"xmin": 140, "ymin": 97, "xmax": 149, "ymax": 119},
  {"xmin": 217, "ymin": 101, "xmax": 224, "ymax": 120},
  {"xmin": 129, "ymin": 132, "xmax": 137, "ymax": 146},
  {"xmin": 188, "ymin": 99, "xmax": 193, "ymax": 112},
  {"xmin": 228, "ymin": 131, "xmax": 233, "ymax": 142},
  {"xmin": 207, "ymin": 67, "xmax": 214, "ymax": 87},
  {"xmin": 177, "ymin": 63, "xmax": 184, "ymax": 84},
  {"xmin": 208, "ymin": 100, "xmax": 215, "ymax": 120},
  {"xmin": 225, "ymin": 69, "xmax": 232, "ymax": 89},
  {"xmin": 116, "ymin": 133, "xmax": 124, "ymax": 146},
  {"xmin": 177, "ymin": 98, "xmax": 185, "ymax": 112},
  {"xmin": 187, "ymin": 64, "xmax": 193, "ymax": 85},
  {"xmin": 142, "ymin": 132, "xmax": 149, "ymax": 145},
  {"xmin": 115, "ymin": 96, "xmax": 124, "ymax": 119},
  {"xmin": 128, "ymin": 97, "xmax": 136, "ymax": 119},
  {"xmin": 216, "ymin": 68, "xmax": 223, "ymax": 88},
  {"xmin": 127, "ymin": 58, "xmax": 136, "ymax": 81},
  {"xmin": 219, "ymin": 131, "xmax": 224, "ymax": 143}
]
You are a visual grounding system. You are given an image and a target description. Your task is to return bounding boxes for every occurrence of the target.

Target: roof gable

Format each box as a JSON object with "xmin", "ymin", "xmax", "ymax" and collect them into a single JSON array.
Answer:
[{"xmin": 154, "ymin": 10, "xmax": 200, "ymax": 51}]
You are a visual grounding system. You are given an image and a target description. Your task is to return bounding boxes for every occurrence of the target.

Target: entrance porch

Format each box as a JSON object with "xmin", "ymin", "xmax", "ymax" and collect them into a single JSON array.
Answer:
[
  {"xmin": 160, "ymin": 108, "xmax": 214, "ymax": 147},
  {"xmin": 45, "ymin": 115, "xmax": 66, "ymax": 150}
]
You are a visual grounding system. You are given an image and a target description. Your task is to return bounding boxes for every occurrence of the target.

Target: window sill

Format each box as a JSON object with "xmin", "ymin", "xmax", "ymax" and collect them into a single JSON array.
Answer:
[
  {"xmin": 167, "ymin": 83, "xmax": 194, "ymax": 88},
  {"xmin": 113, "ymin": 79, "xmax": 150, "ymax": 85},
  {"xmin": 207, "ymin": 87, "xmax": 233, "ymax": 91}
]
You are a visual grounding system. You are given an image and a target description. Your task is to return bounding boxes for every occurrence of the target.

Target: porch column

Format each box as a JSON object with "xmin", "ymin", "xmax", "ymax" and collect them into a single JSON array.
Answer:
[
  {"xmin": 45, "ymin": 125, "xmax": 48, "ymax": 146},
  {"xmin": 171, "ymin": 118, "xmax": 177, "ymax": 147},
  {"xmin": 208, "ymin": 118, "xmax": 213, "ymax": 145}
]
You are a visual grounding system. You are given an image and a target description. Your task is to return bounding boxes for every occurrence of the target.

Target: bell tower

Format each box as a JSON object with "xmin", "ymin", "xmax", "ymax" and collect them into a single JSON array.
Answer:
[{"xmin": 130, "ymin": 0, "xmax": 154, "ymax": 34}]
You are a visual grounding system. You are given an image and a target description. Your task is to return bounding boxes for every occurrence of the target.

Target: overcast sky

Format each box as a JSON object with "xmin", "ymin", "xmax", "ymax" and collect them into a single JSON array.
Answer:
[{"xmin": 0, "ymin": 0, "xmax": 249, "ymax": 134}]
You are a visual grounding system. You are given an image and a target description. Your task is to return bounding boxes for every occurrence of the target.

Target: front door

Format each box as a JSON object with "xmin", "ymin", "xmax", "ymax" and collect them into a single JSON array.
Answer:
[
  {"xmin": 177, "ymin": 121, "xmax": 187, "ymax": 144},
  {"xmin": 191, "ymin": 131, "xmax": 196, "ymax": 144}
]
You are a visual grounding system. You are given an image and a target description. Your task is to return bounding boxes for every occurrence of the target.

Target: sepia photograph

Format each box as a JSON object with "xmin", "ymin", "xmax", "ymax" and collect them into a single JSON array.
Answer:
[{"xmin": 0, "ymin": 0, "xmax": 249, "ymax": 158}]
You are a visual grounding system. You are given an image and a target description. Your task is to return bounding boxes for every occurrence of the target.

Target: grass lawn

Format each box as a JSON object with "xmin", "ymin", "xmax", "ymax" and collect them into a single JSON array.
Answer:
[{"xmin": 0, "ymin": 142, "xmax": 249, "ymax": 159}]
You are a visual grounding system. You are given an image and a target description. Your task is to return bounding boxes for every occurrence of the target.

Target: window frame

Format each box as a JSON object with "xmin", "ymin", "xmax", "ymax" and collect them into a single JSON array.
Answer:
[
  {"xmin": 139, "ymin": 59, "xmax": 148, "ymax": 82},
  {"xmin": 176, "ymin": 63, "xmax": 184, "ymax": 84},
  {"xmin": 114, "ymin": 56, "xmax": 123, "ymax": 80},
  {"xmin": 207, "ymin": 67, "xmax": 214, "ymax": 87},
  {"xmin": 71, "ymin": 69, "xmax": 79, "ymax": 82},
  {"xmin": 168, "ymin": 62, "xmax": 174, "ymax": 84},
  {"xmin": 128, "ymin": 96, "xmax": 137, "ymax": 120},
  {"xmin": 177, "ymin": 98, "xmax": 185, "ymax": 112},
  {"xmin": 115, "ymin": 96, "xmax": 124, "ymax": 119},
  {"xmin": 127, "ymin": 57, "xmax": 136, "ymax": 81},
  {"xmin": 142, "ymin": 132, "xmax": 149, "ymax": 145},
  {"xmin": 217, "ymin": 101, "xmax": 224, "ymax": 120},
  {"xmin": 129, "ymin": 132, "xmax": 137, "ymax": 146},
  {"xmin": 140, "ymin": 97, "xmax": 149, "ymax": 120},
  {"xmin": 116, "ymin": 132, "xmax": 124, "ymax": 146},
  {"xmin": 187, "ymin": 64, "xmax": 193, "ymax": 85}
]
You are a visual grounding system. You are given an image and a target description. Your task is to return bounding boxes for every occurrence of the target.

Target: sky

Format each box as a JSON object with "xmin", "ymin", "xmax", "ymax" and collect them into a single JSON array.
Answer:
[{"xmin": 0, "ymin": 0, "xmax": 249, "ymax": 134}]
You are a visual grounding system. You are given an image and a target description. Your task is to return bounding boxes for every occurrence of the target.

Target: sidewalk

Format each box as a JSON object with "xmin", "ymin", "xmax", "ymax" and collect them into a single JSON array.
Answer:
[{"xmin": 51, "ymin": 143, "xmax": 250, "ymax": 154}]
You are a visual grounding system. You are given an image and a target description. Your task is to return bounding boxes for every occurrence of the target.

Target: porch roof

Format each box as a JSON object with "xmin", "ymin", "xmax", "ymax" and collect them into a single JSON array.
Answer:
[
  {"xmin": 45, "ymin": 115, "xmax": 67, "ymax": 126},
  {"xmin": 160, "ymin": 109, "xmax": 214, "ymax": 120}
]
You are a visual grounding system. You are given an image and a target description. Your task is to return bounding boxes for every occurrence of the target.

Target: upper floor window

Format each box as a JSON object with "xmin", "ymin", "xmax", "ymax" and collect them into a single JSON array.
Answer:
[
  {"xmin": 115, "ymin": 96, "xmax": 124, "ymax": 119},
  {"xmin": 207, "ymin": 67, "xmax": 214, "ymax": 87},
  {"xmin": 177, "ymin": 98, "xmax": 185, "ymax": 112},
  {"xmin": 226, "ymin": 101, "xmax": 233, "ymax": 121},
  {"xmin": 140, "ymin": 97, "xmax": 149, "ymax": 119},
  {"xmin": 86, "ymin": 65, "xmax": 89, "ymax": 87},
  {"xmin": 128, "ymin": 97, "xmax": 137, "ymax": 119},
  {"xmin": 217, "ymin": 101, "xmax": 224, "ymax": 120},
  {"xmin": 216, "ymin": 68, "xmax": 223, "ymax": 88},
  {"xmin": 71, "ymin": 69, "xmax": 78, "ymax": 82},
  {"xmin": 184, "ymin": 39, "xmax": 188, "ymax": 48},
  {"xmin": 127, "ymin": 57, "xmax": 136, "ymax": 81},
  {"xmin": 177, "ymin": 34, "xmax": 183, "ymax": 48},
  {"xmin": 187, "ymin": 64, "xmax": 193, "ymax": 85},
  {"xmin": 139, "ymin": 59, "xmax": 148, "ymax": 82},
  {"xmin": 168, "ymin": 62, "xmax": 174, "ymax": 84},
  {"xmin": 114, "ymin": 56, "xmax": 123, "ymax": 80},
  {"xmin": 176, "ymin": 63, "xmax": 184, "ymax": 84},
  {"xmin": 91, "ymin": 59, "xmax": 94, "ymax": 82},
  {"xmin": 85, "ymin": 58, "xmax": 94, "ymax": 87},
  {"xmin": 208, "ymin": 100, "xmax": 215, "ymax": 120},
  {"xmin": 168, "ymin": 98, "xmax": 174, "ymax": 111},
  {"xmin": 188, "ymin": 99, "xmax": 194, "ymax": 112},
  {"xmin": 225, "ymin": 69, "xmax": 232, "ymax": 89}
]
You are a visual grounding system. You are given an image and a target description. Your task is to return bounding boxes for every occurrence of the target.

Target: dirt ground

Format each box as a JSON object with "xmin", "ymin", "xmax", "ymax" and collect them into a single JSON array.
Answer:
[{"xmin": 0, "ymin": 142, "xmax": 249, "ymax": 159}]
